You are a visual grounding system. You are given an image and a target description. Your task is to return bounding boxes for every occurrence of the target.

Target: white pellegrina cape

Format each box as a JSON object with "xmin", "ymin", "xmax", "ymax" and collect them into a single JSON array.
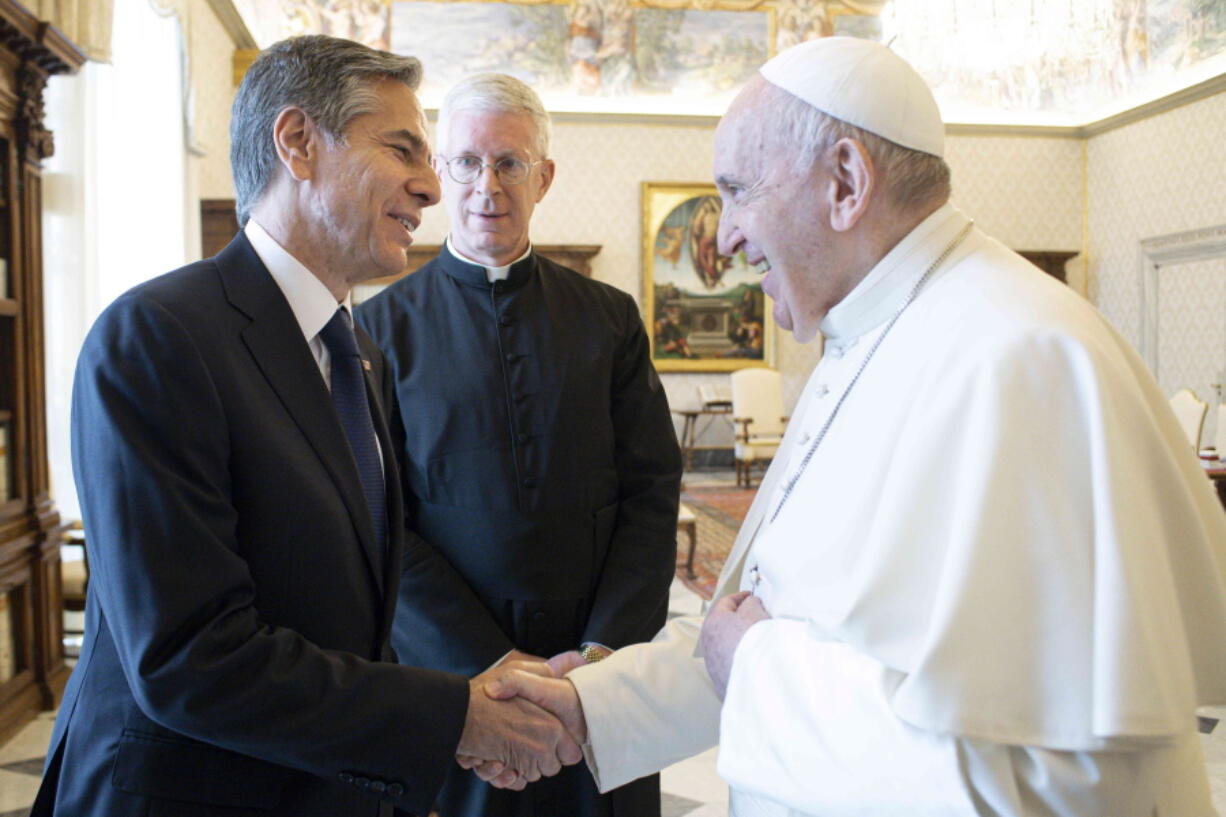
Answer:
[{"xmin": 569, "ymin": 204, "xmax": 1226, "ymax": 816}]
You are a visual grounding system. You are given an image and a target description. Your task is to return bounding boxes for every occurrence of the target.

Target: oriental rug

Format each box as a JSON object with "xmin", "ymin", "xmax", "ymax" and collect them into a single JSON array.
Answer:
[{"xmin": 675, "ymin": 485, "xmax": 758, "ymax": 600}]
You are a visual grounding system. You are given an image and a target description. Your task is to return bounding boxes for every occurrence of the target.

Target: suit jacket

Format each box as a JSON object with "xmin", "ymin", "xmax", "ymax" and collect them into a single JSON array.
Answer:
[
  {"xmin": 357, "ymin": 249, "xmax": 681, "ymax": 816},
  {"xmin": 34, "ymin": 233, "xmax": 470, "ymax": 817}
]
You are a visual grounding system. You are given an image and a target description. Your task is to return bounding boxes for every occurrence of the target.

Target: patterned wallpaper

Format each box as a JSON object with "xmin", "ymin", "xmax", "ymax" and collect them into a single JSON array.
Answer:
[{"xmin": 1087, "ymin": 90, "xmax": 1226, "ymax": 447}]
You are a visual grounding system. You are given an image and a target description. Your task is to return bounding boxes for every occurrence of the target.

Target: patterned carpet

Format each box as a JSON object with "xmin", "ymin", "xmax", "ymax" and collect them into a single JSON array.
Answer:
[{"xmin": 676, "ymin": 486, "xmax": 758, "ymax": 600}]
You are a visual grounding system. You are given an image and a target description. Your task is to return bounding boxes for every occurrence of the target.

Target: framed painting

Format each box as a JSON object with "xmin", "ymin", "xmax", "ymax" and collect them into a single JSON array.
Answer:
[{"xmin": 642, "ymin": 182, "xmax": 774, "ymax": 372}]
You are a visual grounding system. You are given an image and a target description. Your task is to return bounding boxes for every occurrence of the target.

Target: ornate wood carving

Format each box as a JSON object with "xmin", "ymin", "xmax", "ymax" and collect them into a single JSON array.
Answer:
[{"xmin": 0, "ymin": 0, "xmax": 84, "ymax": 744}]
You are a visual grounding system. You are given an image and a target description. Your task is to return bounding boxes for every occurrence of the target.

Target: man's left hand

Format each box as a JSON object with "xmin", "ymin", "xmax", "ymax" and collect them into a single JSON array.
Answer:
[{"xmin": 700, "ymin": 590, "xmax": 770, "ymax": 700}]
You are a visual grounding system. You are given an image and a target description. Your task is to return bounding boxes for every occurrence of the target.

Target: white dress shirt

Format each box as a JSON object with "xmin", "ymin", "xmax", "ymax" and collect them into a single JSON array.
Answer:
[{"xmin": 244, "ymin": 219, "xmax": 383, "ymax": 468}]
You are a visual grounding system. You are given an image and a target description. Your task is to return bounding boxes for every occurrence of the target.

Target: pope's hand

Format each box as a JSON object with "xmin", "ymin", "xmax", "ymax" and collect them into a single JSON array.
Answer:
[
  {"xmin": 459, "ymin": 669, "xmax": 590, "ymax": 789},
  {"xmin": 700, "ymin": 591, "xmax": 770, "ymax": 699},
  {"xmin": 454, "ymin": 659, "xmax": 582, "ymax": 789}
]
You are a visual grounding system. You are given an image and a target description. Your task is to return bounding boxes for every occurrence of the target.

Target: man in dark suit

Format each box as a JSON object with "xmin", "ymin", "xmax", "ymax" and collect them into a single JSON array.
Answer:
[
  {"xmin": 33, "ymin": 36, "xmax": 579, "ymax": 817},
  {"xmin": 357, "ymin": 73, "xmax": 681, "ymax": 817}
]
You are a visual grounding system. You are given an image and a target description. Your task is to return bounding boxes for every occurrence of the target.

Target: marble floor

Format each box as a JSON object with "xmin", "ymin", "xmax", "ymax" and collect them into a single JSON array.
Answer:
[{"xmin": 1, "ymin": 576, "xmax": 1222, "ymax": 816}]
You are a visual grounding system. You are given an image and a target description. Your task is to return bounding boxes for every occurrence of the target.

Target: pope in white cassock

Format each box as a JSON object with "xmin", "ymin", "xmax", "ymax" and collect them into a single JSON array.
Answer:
[{"xmin": 474, "ymin": 37, "xmax": 1226, "ymax": 816}]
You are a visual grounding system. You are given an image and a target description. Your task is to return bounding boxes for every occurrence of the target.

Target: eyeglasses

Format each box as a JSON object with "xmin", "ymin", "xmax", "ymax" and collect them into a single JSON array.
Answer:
[{"xmin": 437, "ymin": 154, "xmax": 544, "ymax": 186}]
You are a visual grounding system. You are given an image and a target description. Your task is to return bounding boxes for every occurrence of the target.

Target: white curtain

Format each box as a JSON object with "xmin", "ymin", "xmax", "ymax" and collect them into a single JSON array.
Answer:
[{"xmin": 43, "ymin": 0, "xmax": 189, "ymax": 523}]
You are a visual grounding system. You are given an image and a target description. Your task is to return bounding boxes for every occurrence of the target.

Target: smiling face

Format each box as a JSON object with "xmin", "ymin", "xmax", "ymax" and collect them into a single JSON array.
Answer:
[
  {"xmin": 434, "ymin": 108, "xmax": 554, "ymax": 266},
  {"xmin": 713, "ymin": 80, "xmax": 864, "ymax": 344},
  {"xmin": 308, "ymin": 78, "xmax": 440, "ymax": 284}
]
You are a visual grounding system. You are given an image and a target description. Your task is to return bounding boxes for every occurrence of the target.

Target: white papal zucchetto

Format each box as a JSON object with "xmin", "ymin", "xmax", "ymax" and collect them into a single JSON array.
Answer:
[{"xmin": 759, "ymin": 36, "xmax": 946, "ymax": 158}]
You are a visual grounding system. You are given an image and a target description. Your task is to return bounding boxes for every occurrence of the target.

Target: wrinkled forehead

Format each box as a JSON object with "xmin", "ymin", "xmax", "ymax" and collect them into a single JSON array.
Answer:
[{"xmin": 714, "ymin": 93, "xmax": 782, "ymax": 174}]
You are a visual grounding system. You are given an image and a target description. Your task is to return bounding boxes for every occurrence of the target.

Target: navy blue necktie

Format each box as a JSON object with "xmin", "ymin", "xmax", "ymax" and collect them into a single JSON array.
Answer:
[{"xmin": 319, "ymin": 307, "xmax": 386, "ymax": 553}]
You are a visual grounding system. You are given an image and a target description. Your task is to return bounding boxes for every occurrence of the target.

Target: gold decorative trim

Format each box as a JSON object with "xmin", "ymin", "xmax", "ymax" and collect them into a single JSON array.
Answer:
[
  {"xmin": 206, "ymin": 0, "xmax": 258, "ymax": 49},
  {"xmin": 233, "ymin": 48, "xmax": 258, "ymax": 87}
]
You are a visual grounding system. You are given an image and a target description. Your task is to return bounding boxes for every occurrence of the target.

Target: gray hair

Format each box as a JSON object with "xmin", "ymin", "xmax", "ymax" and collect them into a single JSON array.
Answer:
[
  {"xmin": 767, "ymin": 83, "xmax": 951, "ymax": 212},
  {"xmin": 230, "ymin": 35, "xmax": 423, "ymax": 226},
  {"xmin": 436, "ymin": 73, "xmax": 552, "ymax": 158}
]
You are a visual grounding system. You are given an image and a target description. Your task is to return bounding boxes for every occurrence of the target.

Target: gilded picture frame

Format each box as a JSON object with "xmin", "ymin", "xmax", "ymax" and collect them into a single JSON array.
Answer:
[{"xmin": 642, "ymin": 182, "xmax": 774, "ymax": 372}]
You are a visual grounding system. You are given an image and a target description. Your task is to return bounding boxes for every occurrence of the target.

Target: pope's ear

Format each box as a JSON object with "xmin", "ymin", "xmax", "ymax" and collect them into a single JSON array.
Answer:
[
  {"xmin": 533, "ymin": 159, "xmax": 556, "ymax": 202},
  {"xmin": 826, "ymin": 137, "xmax": 874, "ymax": 233},
  {"xmin": 271, "ymin": 106, "xmax": 319, "ymax": 181}
]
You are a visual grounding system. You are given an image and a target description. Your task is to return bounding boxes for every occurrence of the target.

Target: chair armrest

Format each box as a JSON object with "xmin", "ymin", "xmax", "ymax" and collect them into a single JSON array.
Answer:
[{"xmin": 732, "ymin": 417, "xmax": 754, "ymax": 441}]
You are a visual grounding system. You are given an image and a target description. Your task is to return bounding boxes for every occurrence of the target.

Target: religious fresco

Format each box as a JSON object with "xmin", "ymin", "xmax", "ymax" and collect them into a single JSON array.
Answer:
[
  {"xmin": 883, "ymin": 0, "xmax": 1226, "ymax": 122},
  {"xmin": 228, "ymin": 0, "xmax": 1226, "ymax": 125},
  {"xmin": 642, "ymin": 183, "xmax": 772, "ymax": 372},
  {"xmin": 390, "ymin": 0, "xmax": 770, "ymax": 114}
]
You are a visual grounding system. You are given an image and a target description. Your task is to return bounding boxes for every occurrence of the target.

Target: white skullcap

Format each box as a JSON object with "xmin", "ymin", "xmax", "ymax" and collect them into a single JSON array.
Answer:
[{"xmin": 759, "ymin": 37, "xmax": 945, "ymax": 158}]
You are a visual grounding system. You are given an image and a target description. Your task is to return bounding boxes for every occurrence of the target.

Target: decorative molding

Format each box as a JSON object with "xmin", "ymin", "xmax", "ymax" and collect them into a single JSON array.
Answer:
[
  {"xmin": 14, "ymin": 65, "xmax": 52, "ymax": 160},
  {"xmin": 232, "ymin": 47, "xmax": 257, "ymax": 87},
  {"xmin": 1082, "ymin": 72, "xmax": 1226, "ymax": 138},
  {"xmin": 1138, "ymin": 223, "xmax": 1226, "ymax": 373},
  {"xmin": 205, "ymin": 0, "xmax": 257, "ymax": 49}
]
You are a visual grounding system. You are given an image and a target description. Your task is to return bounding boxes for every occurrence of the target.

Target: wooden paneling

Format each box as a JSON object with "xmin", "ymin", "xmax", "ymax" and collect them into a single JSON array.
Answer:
[{"xmin": 0, "ymin": 2, "xmax": 82, "ymax": 744}]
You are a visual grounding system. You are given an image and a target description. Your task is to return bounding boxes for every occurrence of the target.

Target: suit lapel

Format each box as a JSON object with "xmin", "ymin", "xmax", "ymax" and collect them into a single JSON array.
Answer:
[{"xmin": 214, "ymin": 233, "xmax": 385, "ymax": 595}]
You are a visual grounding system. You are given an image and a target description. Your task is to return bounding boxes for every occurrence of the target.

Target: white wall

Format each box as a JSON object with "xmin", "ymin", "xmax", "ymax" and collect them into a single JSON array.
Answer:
[{"xmin": 1087, "ymin": 90, "xmax": 1226, "ymax": 447}]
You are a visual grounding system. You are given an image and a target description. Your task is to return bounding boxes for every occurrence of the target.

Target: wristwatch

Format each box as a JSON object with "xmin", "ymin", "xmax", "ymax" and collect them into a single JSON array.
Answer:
[{"xmin": 579, "ymin": 644, "xmax": 608, "ymax": 664}]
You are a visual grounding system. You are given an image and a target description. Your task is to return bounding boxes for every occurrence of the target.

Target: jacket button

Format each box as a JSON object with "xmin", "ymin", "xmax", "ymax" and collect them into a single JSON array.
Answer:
[
  {"xmin": 355, "ymin": 776, "xmax": 371, "ymax": 789},
  {"xmin": 522, "ymin": 476, "xmax": 536, "ymax": 488},
  {"xmin": 371, "ymin": 780, "xmax": 387, "ymax": 794},
  {"xmin": 500, "ymin": 314, "xmax": 512, "ymax": 326},
  {"xmin": 517, "ymin": 432, "xmax": 529, "ymax": 443},
  {"xmin": 338, "ymin": 772, "xmax": 354, "ymax": 784},
  {"xmin": 532, "ymin": 610, "xmax": 546, "ymax": 622},
  {"xmin": 387, "ymin": 782, "xmax": 405, "ymax": 797},
  {"xmin": 504, "ymin": 352, "xmax": 517, "ymax": 362}
]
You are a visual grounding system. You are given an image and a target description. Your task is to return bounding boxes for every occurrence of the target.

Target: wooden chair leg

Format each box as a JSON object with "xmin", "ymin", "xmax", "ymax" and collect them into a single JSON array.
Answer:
[{"xmin": 685, "ymin": 522, "xmax": 697, "ymax": 579}]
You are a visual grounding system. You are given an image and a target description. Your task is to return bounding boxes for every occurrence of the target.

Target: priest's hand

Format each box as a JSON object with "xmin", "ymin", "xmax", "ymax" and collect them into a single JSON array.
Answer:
[
  {"xmin": 460, "ymin": 670, "xmax": 590, "ymax": 789},
  {"xmin": 701, "ymin": 591, "xmax": 771, "ymax": 700},
  {"xmin": 454, "ymin": 660, "xmax": 582, "ymax": 789},
  {"xmin": 546, "ymin": 648, "xmax": 597, "ymax": 676}
]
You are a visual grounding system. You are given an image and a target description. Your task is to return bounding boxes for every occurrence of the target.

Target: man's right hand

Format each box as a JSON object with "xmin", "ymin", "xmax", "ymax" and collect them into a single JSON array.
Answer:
[
  {"xmin": 460, "ymin": 669, "xmax": 590, "ymax": 789},
  {"xmin": 454, "ymin": 661, "xmax": 583, "ymax": 789}
]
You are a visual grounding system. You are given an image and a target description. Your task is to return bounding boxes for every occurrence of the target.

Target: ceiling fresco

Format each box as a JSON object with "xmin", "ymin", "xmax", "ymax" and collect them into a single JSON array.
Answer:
[{"xmin": 229, "ymin": 0, "xmax": 1226, "ymax": 123}]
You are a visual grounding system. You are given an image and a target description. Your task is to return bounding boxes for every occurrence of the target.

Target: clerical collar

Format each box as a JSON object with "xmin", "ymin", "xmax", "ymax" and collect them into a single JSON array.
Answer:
[
  {"xmin": 444, "ymin": 237, "xmax": 534, "ymax": 286},
  {"xmin": 820, "ymin": 203, "xmax": 972, "ymax": 341}
]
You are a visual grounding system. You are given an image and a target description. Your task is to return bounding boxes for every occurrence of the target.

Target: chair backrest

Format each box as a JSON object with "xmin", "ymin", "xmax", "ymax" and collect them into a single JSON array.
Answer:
[
  {"xmin": 698, "ymin": 382, "xmax": 731, "ymax": 408},
  {"xmin": 1168, "ymin": 388, "xmax": 1207, "ymax": 452},
  {"xmin": 1216, "ymin": 404, "xmax": 1226, "ymax": 459},
  {"xmin": 730, "ymin": 368, "xmax": 785, "ymax": 436}
]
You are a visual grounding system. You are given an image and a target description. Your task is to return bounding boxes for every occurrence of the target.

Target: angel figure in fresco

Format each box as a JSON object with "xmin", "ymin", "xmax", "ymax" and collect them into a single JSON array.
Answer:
[
  {"xmin": 656, "ymin": 225, "xmax": 685, "ymax": 267},
  {"xmin": 689, "ymin": 196, "xmax": 730, "ymax": 289},
  {"xmin": 568, "ymin": 0, "xmax": 638, "ymax": 95}
]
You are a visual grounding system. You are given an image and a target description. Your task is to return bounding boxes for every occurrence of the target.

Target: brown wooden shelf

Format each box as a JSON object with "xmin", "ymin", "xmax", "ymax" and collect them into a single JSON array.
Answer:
[{"xmin": 0, "ymin": 0, "xmax": 81, "ymax": 745}]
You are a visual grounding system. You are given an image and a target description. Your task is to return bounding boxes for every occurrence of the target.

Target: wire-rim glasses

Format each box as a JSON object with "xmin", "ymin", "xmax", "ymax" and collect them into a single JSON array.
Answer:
[{"xmin": 437, "ymin": 154, "xmax": 544, "ymax": 186}]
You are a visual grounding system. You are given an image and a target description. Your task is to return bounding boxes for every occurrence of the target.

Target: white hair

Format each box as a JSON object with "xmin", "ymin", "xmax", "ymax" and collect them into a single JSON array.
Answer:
[
  {"xmin": 436, "ymin": 73, "xmax": 552, "ymax": 158},
  {"xmin": 765, "ymin": 82, "xmax": 951, "ymax": 211}
]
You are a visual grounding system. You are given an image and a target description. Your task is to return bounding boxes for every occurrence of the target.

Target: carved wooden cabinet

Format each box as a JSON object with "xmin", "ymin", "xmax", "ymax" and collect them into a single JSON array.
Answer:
[{"xmin": 0, "ymin": 2, "xmax": 83, "ymax": 742}]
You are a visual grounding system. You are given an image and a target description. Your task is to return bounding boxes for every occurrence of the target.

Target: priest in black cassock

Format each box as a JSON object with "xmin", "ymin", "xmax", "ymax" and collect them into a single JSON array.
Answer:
[{"xmin": 356, "ymin": 72, "xmax": 681, "ymax": 817}]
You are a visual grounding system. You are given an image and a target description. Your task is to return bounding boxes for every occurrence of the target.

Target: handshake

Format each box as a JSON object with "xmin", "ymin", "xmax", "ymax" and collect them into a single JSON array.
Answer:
[
  {"xmin": 453, "ymin": 649, "xmax": 594, "ymax": 790},
  {"xmin": 450, "ymin": 591, "xmax": 772, "ymax": 791}
]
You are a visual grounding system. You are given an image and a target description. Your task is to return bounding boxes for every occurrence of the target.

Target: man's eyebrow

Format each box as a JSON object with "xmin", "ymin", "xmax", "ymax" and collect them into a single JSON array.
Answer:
[
  {"xmin": 384, "ymin": 128, "xmax": 427, "ymax": 152},
  {"xmin": 714, "ymin": 175, "xmax": 737, "ymax": 189}
]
